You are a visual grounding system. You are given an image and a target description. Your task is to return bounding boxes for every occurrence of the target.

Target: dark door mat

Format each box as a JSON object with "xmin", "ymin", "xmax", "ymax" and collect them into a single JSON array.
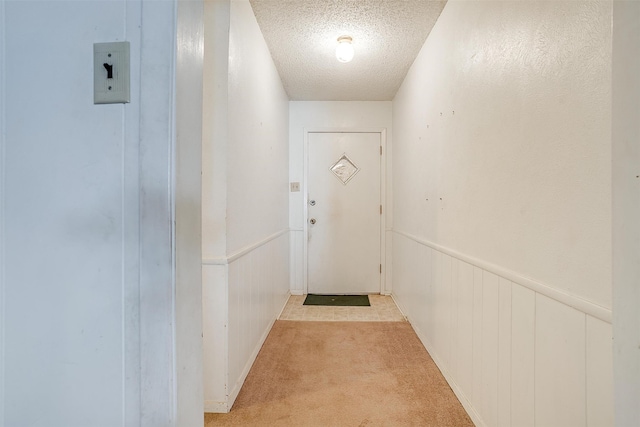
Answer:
[{"xmin": 303, "ymin": 294, "xmax": 371, "ymax": 306}]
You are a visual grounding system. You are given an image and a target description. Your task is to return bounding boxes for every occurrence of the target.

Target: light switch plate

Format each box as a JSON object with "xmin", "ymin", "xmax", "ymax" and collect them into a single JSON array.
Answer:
[{"xmin": 94, "ymin": 42, "xmax": 130, "ymax": 104}]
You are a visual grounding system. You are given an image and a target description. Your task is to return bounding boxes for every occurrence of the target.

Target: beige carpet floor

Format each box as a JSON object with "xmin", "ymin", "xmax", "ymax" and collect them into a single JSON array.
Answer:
[{"xmin": 205, "ymin": 321, "xmax": 474, "ymax": 427}]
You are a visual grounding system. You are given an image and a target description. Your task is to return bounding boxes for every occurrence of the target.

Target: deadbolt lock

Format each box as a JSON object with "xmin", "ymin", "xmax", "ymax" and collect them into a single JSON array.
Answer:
[{"xmin": 309, "ymin": 218, "xmax": 316, "ymax": 225}]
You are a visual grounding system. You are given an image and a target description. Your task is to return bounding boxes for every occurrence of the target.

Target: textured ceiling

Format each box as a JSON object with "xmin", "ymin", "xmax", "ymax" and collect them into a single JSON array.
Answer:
[{"xmin": 249, "ymin": 0, "xmax": 447, "ymax": 101}]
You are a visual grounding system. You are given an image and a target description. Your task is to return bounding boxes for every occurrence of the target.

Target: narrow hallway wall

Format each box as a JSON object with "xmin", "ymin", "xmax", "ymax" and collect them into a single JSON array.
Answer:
[
  {"xmin": 392, "ymin": 1, "xmax": 613, "ymax": 426},
  {"xmin": 202, "ymin": 0, "xmax": 290, "ymax": 413},
  {"xmin": 612, "ymin": 1, "xmax": 640, "ymax": 424},
  {"xmin": 1, "ymin": 0, "xmax": 186, "ymax": 425}
]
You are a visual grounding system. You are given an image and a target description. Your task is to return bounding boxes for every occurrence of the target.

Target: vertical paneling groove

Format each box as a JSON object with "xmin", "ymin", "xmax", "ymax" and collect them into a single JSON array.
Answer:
[
  {"xmin": 481, "ymin": 271, "xmax": 499, "ymax": 427},
  {"xmin": 585, "ymin": 312, "xmax": 588, "ymax": 427},
  {"xmin": 586, "ymin": 316, "xmax": 614, "ymax": 426},
  {"xmin": 442, "ymin": 254, "xmax": 452, "ymax": 368},
  {"xmin": 472, "ymin": 267, "xmax": 483, "ymax": 409},
  {"xmin": 225, "ymin": 233, "xmax": 290, "ymax": 410},
  {"xmin": 391, "ymin": 232, "xmax": 613, "ymax": 427},
  {"xmin": 450, "ymin": 258, "xmax": 459, "ymax": 380},
  {"xmin": 249, "ymin": 251, "xmax": 256, "ymax": 348},
  {"xmin": 533, "ymin": 292, "xmax": 536, "ymax": 427},
  {"xmin": 419, "ymin": 243, "xmax": 430, "ymax": 333},
  {"xmin": 511, "ymin": 284, "xmax": 535, "ymax": 427},
  {"xmin": 498, "ymin": 278, "xmax": 512, "ymax": 427},
  {"xmin": 227, "ymin": 261, "xmax": 238, "ymax": 388},
  {"xmin": 429, "ymin": 249, "xmax": 438, "ymax": 346},
  {"xmin": 0, "ymin": 1, "xmax": 5, "ymax": 422},
  {"xmin": 245, "ymin": 253, "xmax": 252, "ymax": 362},
  {"xmin": 457, "ymin": 261, "xmax": 474, "ymax": 396}
]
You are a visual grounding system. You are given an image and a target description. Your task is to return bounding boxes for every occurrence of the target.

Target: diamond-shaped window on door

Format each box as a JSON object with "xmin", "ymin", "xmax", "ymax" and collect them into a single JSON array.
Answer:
[{"xmin": 329, "ymin": 153, "xmax": 360, "ymax": 185}]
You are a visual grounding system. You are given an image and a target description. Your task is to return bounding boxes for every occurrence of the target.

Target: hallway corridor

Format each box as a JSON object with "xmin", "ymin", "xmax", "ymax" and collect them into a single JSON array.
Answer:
[
  {"xmin": 4, "ymin": 0, "xmax": 637, "ymax": 425},
  {"xmin": 205, "ymin": 296, "xmax": 473, "ymax": 426}
]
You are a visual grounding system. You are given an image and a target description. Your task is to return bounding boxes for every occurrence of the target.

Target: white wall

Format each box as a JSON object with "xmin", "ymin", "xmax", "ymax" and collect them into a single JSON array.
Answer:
[
  {"xmin": 226, "ymin": 0, "xmax": 289, "ymax": 254},
  {"xmin": 612, "ymin": 1, "xmax": 640, "ymax": 425},
  {"xmin": 288, "ymin": 102, "xmax": 393, "ymax": 294},
  {"xmin": 1, "ymin": 0, "xmax": 194, "ymax": 426},
  {"xmin": 175, "ymin": 0, "xmax": 205, "ymax": 424},
  {"xmin": 202, "ymin": 0, "xmax": 290, "ymax": 413},
  {"xmin": 392, "ymin": 1, "xmax": 613, "ymax": 426}
]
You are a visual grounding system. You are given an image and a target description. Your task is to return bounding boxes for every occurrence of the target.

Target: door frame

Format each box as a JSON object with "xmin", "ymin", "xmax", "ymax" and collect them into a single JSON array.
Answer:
[{"xmin": 303, "ymin": 128, "xmax": 388, "ymax": 295}]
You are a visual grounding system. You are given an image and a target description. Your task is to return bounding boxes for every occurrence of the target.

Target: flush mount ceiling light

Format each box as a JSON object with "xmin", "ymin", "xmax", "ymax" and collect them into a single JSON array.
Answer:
[{"xmin": 335, "ymin": 35, "xmax": 354, "ymax": 63}]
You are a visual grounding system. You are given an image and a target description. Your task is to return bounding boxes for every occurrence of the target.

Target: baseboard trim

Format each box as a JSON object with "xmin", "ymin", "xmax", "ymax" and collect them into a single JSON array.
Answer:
[
  {"xmin": 393, "ymin": 229, "xmax": 612, "ymax": 323},
  {"xmin": 204, "ymin": 400, "xmax": 228, "ymax": 413},
  {"xmin": 393, "ymin": 297, "xmax": 486, "ymax": 427},
  {"xmin": 390, "ymin": 294, "xmax": 407, "ymax": 320},
  {"xmin": 202, "ymin": 229, "xmax": 289, "ymax": 265}
]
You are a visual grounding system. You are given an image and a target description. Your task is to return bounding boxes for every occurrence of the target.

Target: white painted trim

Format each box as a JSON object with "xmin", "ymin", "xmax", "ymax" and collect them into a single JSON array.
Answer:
[
  {"xmin": 303, "ymin": 128, "xmax": 388, "ymax": 295},
  {"xmin": 201, "ymin": 229, "xmax": 289, "ymax": 265},
  {"xmin": 123, "ymin": 2, "xmax": 143, "ymax": 425},
  {"xmin": 303, "ymin": 129, "xmax": 309, "ymax": 293},
  {"xmin": 389, "ymin": 295, "xmax": 407, "ymax": 320},
  {"xmin": 222, "ymin": 263, "xmax": 230, "ymax": 414},
  {"xmin": 379, "ymin": 129, "xmax": 387, "ymax": 295},
  {"xmin": 393, "ymin": 229, "xmax": 612, "ymax": 323},
  {"xmin": 169, "ymin": 10, "xmax": 178, "ymax": 423},
  {"xmin": 174, "ymin": 0, "xmax": 204, "ymax": 424},
  {"xmin": 393, "ymin": 296, "xmax": 486, "ymax": 427},
  {"xmin": 202, "ymin": 257, "xmax": 230, "ymax": 266},
  {"xmin": 0, "ymin": 0, "xmax": 5, "ymax": 422},
  {"xmin": 137, "ymin": 1, "xmax": 179, "ymax": 423}
]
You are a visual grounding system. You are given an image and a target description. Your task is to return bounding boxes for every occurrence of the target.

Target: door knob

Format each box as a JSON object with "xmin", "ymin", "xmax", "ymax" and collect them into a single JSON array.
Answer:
[
  {"xmin": 309, "ymin": 200, "xmax": 316, "ymax": 206},
  {"xmin": 309, "ymin": 218, "xmax": 316, "ymax": 225}
]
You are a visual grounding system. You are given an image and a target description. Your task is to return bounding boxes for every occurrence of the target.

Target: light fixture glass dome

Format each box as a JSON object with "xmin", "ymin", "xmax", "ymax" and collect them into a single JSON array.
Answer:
[{"xmin": 336, "ymin": 36, "xmax": 354, "ymax": 63}]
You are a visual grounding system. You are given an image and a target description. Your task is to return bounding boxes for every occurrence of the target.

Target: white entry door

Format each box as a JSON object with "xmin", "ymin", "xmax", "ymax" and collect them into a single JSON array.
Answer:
[{"xmin": 307, "ymin": 132, "xmax": 381, "ymax": 294}]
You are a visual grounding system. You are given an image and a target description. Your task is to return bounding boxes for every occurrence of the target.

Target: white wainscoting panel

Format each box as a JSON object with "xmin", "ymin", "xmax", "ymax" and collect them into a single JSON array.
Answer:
[
  {"xmin": 535, "ymin": 294, "xmax": 586, "ymax": 427},
  {"xmin": 392, "ymin": 231, "xmax": 613, "ymax": 427},
  {"xmin": 392, "ymin": 233, "xmax": 412, "ymax": 308},
  {"xmin": 202, "ymin": 264, "xmax": 228, "ymax": 412},
  {"xmin": 456, "ymin": 260, "xmax": 474, "ymax": 397},
  {"xmin": 498, "ymin": 277, "xmax": 512, "ymax": 427},
  {"xmin": 586, "ymin": 315, "xmax": 614, "ymax": 426},
  {"xmin": 450, "ymin": 258, "xmax": 460, "ymax": 381},
  {"xmin": 481, "ymin": 271, "xmax": 500, "ymax": 427},
  {"xmin": 203, "ymin": 231, "xmax": 290, "ymax": 412},
  {"xmin": 511, "ymin": 283, "xmax": 535, "ymax": 427},
  {"xmin": 472, "ymin": 266, "xmax": 484, "ymax": 414},
  {"xmin": 228, "ymin": 232, "xmax": 290, "ymax": 408},
  {"xmin": 420, "ymin": 244, "xmax": 432, "ymax": 342}
]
